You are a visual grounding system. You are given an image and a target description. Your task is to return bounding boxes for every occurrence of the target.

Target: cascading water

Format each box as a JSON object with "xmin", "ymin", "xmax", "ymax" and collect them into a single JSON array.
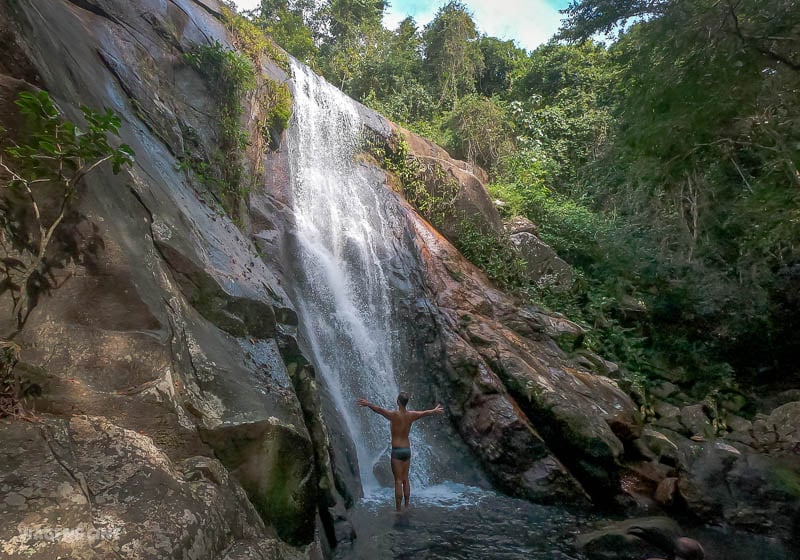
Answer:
[{"xmin": 286, "ymin": 60, "xmax": 433, "ymax": 493}]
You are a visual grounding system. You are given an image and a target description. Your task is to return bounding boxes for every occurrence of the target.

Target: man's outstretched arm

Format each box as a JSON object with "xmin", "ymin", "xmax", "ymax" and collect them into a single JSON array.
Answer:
[
  {"xmin": 357, "ymin": 398, "xmax": 393, "ymax": 419},
  {"xmin": 411, "ymin": 403, "xmax": 444, "ymax": 420}
]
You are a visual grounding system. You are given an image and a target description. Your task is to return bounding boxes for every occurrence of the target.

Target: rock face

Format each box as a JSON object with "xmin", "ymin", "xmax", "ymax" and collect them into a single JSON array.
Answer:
[
  {"xmin": 0, "ymin": 416, "xmax": 307, "ymax": 559},
  {"xmin": 391, "ymin": 123, "xmax": 503, "ymax": 244},
  {"xmin": 397, "ymin": 211, "xmax": 637, "ymax": 501},
  {"xmin": 632, "ymin": 417, "xmax": 800, "ymax": 543},
  {"xmin": 0, "ymin": 0, "xmax": 330, "ymax": 555}
]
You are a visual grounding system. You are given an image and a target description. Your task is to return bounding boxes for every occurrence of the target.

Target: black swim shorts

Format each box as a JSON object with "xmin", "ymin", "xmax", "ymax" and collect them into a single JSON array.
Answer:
[{"xmin": 391, "ymin": 447, "xmax": 411, "ymax": 461}]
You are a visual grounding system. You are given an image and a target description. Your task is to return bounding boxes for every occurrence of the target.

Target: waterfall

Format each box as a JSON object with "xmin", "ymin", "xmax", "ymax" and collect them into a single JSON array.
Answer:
[{"xmin": 286, "ymin": 60, "xmax": 433, "ymax": 493}]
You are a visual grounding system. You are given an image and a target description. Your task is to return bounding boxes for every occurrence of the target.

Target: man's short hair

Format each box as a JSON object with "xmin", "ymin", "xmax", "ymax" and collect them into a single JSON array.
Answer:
[{"xmin": 397, "ymin": 392, "xmax": 409, "ymax": 406}]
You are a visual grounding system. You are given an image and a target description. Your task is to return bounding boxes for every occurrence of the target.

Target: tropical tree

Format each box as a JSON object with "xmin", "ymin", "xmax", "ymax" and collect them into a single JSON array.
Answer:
[{"xmin": 422, "ymin": 1, "xmax": 484, "ymax": 108}]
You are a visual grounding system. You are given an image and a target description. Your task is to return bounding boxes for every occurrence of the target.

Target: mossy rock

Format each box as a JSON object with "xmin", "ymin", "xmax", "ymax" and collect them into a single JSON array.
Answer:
[{"xmin": 199, "ymin": 419, "xmax": 317, "ymax": 545}]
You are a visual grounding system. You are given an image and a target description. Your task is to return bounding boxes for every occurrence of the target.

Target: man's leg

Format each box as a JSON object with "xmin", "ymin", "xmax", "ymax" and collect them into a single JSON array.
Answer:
[
  {"xmin": 390, "ymin": 458, "xmax": 403, "ymax": 511},
  {"xmin": 402, "ymin": 460, "xmax": 411, "ymax": 508}
]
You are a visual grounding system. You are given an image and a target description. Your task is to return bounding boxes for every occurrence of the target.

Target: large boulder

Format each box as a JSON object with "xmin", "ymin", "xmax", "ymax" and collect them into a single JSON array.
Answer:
[
  {"xmin": 509, "ymin": 232, "xmax": 575, "ymax": 291},
  {"xmin": 576, "ymin": 517, "xmax": 682, "ymax": 560},
  {"xmin": 677, "ymin": 439, "xmax": 800, "ymax": 541},
  {"xmin": 402, "ymin": 207, "xmax": 637, "ymax": 502},
  {"xmin": 765, "ymin": 401, "xmax": 800, "ymax": 453},
  {"xmin": 436, "ymin": 330, "xmax": 589, "ymax": 503},
  {"xmin": 391, "ymin": 124, "xmax": 503, "ymax": 244},
  {"xmin": 0, "ymin": 416, "xmax": 310, "ymax": 560}
]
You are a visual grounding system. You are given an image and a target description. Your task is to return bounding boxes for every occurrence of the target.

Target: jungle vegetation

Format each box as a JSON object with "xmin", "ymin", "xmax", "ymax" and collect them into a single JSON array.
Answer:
[{"xmin": 244, "ymin": 0, "xmax": 800, "ymax": 393}]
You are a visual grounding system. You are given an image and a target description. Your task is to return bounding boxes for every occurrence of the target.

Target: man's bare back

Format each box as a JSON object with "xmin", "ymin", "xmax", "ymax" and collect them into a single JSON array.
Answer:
[{"xmin": 357, "ymin": 392, "xmax": 444, "ymax": 510}]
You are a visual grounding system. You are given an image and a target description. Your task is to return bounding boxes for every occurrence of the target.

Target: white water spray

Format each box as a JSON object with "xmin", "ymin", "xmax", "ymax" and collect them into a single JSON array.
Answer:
[{"xmin": 287, "ymin": 61, "xmax": 433, "ymax": 493}]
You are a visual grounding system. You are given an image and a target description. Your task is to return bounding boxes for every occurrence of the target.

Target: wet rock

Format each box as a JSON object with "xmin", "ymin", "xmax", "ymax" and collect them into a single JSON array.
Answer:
[
  {"xmin": 220, "ymin": 538, "xmax": 313, "ymax": 560},
  {"xmin": 440, "ymin": 333, "xmax": 589, "ymax": 504},
  {"xmin": 677, "ymin": 440, "xmax": 800, "ymax": 540},
  {"xmin": 654, "ymin": 401, "xmax": 681, "ymax": 419},
  {"xmin": 652, "ymin": 401, "xmax": 684, "ymax": 433},
  {"xmin": 0, "ymin": 0, "xmax": 331, "ymax": 554},
  {"xmin": 521, "ymin": 308, "xmax": 585, "ymax": 351},
  {"xmin": 718, "ymin": 392, "xmax": 748, "ymax": 414},
  {"xmin": 576, "ymin": 517, "xmax": 681, "ymax": 560},
  {"xmin": 752, "ymin": 414, "xmax": 779, "ymax": 449},
  {"xmin": 391, "ymin": 123, "xmax": 502, "ymax": 245},
  {"xmin": 650, "ymin": 381, "xmax": 679, "ymax": 400},
  {"xmin": 767, "ymin": 401, "xmax": 800, "ymax": 451},
  {"xmin": 637, "ymin": 427, "xmax": 689, "ymax": 466},
  {"xmin": 155, "ymin": 240, "xmax": 278, "ymax": 339},
  {"xmin": 504, "ymin": 215, "xmax": 539, "ymax": 235},
  {"xmin": 724, "ymin": 414, "xmax": 752, "ymax": 434},
  {"xmin": 653, "ymin": 414, "xmax": 685, "ymax": 434},
  {"xmin": 406, "ymin": 217, "xmax": 636, "ymax": 501},
  {"xmin": 574, "ymin": 350, "xmax": 620, "ymax": 378},
  {"xmin": 654, "ymin": 477, "xmax": 679, "ymax": 506},
  {"xmin": 199, "ymin": 418, "xmax": 317, "ymax": 546}
]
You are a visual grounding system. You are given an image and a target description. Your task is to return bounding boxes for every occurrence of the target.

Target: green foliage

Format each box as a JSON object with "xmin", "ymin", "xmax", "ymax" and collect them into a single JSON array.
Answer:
[
  {"xmin": 243, "ymin": 0, "xmax": 799, "ymax": 389},
  {"xmin": 423, "ymin": 1, "xmax": 484, "ymax": 108},
  {"xmin": 222, "ymin": 4, "xmax": 290, "ymax": 72},
  {"xmin": 0, "ymin": 90, "xmax": 134, "ymax": 325},
  {"xmin": 476, "ymin": 36, "xmax": 526, "ymax": 98},
  {"xmin": 559, "ymin": 0, "xmax": 671, "ymax": 41},
  {"xmin": 220, "ymin": 7, "xmax": 294, "ymax": 151},
  {"xmin": 454, "ymin": 218, "xmax": 528, "ymax": 289},
  {"xmin": 446, "ymin": 94, "xmax": 514, "ymax": 170},
  {"xmin": 372, "ymin": 135, "xmax": 459, "ymax": 230},
  {"xmin": 183, "ymin": 41, "xmax": 256, "ymax": 212},
  {"xmin": 508, "ymin": 40, "xmax": 615, "ymax": 192},
  {"xmin": 326, "ymin": 0, "xmax": 387, "ymax": 42},
  {"xmin": 259, "ymin": 79, "xmax": 293, "ymax": 150},
  {"xmin": 184, "ymin": 41, "xmax": 257, "ymax": 109},
  {"xmin": 489, "ymin": 179, "xmax": 610, "ymax": 268},
  {"xmin": 7, "ymin": 91, "xmax": 134, "ymax": 176},
  {"xmin": 252, "ymin": 0, "xmax": 320, "ymax": 65}
]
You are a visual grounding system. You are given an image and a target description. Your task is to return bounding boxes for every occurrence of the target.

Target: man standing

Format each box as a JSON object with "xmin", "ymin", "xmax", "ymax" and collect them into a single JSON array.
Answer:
[{"xmin": 357, "ymin": 392, "xmax": 444, "ymax": 511}]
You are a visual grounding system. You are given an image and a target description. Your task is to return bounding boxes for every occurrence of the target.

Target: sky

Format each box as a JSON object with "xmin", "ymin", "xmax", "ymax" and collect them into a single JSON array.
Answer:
[{"xmin": 230, "ymin": 0, "xmax": 572, "ymax": 52}]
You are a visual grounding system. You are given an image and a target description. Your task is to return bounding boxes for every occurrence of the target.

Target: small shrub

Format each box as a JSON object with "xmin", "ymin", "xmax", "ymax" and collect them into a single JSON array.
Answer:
[
  {"xmin": 0, "ymin": 90, "xmax": 133, "ymax": 325},
  {"xmin": 220, "ymin": 4, "xmax": 290, "ymax": 73},
  {"xmin": 184, "ymin": 41, "xmax": 256, "ymax": 212},
  {"xmin": 455, "ymin": 218, "xmax": 528, "ymax": 290},
  {"xmin": 369, "ymin": 134, "xmax": 459, "ymax": 230},
  {"xmin": 259, "ymin": 79, "xmax": 293, "ymax": 151}
]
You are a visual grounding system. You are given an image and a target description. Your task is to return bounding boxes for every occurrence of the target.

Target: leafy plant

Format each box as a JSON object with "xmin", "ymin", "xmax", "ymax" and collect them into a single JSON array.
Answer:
[
  {"xmin": 0, "ymin": 90, "xmax": 133, "ymax": 326},
  {"xmin": 371, "ymin": 134, "xmax": 460, "ymax": 230},
  {"xmin": 221, "ymin": 3, "xmax": 290, "ymax": 72},
  {"xmin": 454, "ymin": 218, "xmax": 528, "ymax": 289},
  {"xmin": 0, "ymin": 339, "xmax": 23, "ymax": 418},
  {"xmin": 446, "ymin": 94, "xmax": 514, "ymax": 170},
  {"xmin": 183, "ymin": 41, "xmax": 256, "ymax": 212}
]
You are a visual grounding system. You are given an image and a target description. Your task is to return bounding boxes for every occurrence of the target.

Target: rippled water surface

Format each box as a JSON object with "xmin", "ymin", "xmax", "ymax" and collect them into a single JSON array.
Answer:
[
  {"xmin": 335, "ymin": 483, "xmax": 794, "ymax": 560},
  {"xmin": 336, "ymin": 483, "xmax": 592, "ymax": 560}
]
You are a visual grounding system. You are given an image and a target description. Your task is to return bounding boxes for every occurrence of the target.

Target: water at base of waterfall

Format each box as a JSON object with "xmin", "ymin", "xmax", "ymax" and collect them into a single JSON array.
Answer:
[
  {"xmin": 337, "ymin": 484, "xmax": 589, "ymax": 560},
  {"xmin": 335, "ymin": 484, "xmax": 793, "ymax": 560}
]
